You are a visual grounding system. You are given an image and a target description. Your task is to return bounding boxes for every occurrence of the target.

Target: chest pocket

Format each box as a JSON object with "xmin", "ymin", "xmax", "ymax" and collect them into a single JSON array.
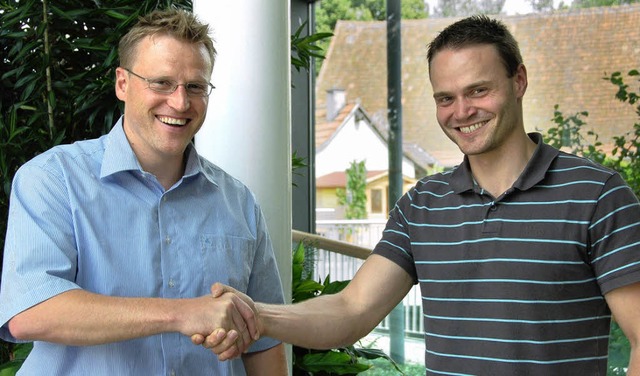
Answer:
[{"xmin": 200, "ymin": 234, "xmax": 254, "ymax": 293}]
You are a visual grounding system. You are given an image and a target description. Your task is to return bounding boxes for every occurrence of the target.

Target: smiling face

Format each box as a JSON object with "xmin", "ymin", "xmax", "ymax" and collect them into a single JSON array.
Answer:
[
  {"xmin": 115, "ymin": 33, "xmax": 212, "ymax": 169},
  {"xmin": 430, "ymin": 44, "xmax": 527, "ymax": 158}
]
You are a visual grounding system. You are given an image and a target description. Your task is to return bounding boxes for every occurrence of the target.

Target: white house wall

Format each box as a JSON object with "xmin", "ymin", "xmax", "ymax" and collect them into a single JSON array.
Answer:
[{"xmin": 316, "ymin": 114, "xmax": 415, "ymax": 178}]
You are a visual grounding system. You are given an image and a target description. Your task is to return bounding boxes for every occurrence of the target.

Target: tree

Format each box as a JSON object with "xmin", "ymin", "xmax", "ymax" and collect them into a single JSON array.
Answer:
[
  {"xmin": 336, "ymin": 160, "xmax": 368, "ymax": 219},
  {"xmin": 541, "ymin": 69, "xmax": 639, "ymax": 375},
  {"xmin": 572, "ymin": 0, "xmax": 640, "ymax": 7},
  {"xmin": 0, "ymin": 0, "xmax": 192, "ymax": 368},
  {"xmin": 315, "ymin": 0, "xmax": 428, "ymax": 73},
  {"xmin": 433, "ymin": 0, "xmax": 505, "ymax": 17}
]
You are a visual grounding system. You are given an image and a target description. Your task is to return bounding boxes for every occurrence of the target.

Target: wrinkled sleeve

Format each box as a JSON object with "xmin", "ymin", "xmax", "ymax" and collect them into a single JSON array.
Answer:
[
  {"xmin": 245, "ymin": 203, "xmax": 285, "ymax": 352},
  {"xmin": 589, "ymin": 172, "xmax": 640, "ymax": 294},
  {"xmin": 372, "ymin": 190, "xmax": 418, "ymax": 285},
  {"xmin": 0, "ymin": 162, "xmax": 81, "ymax": 342}
]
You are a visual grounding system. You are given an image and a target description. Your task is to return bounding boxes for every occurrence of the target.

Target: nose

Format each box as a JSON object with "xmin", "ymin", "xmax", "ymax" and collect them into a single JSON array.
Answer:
[
  {"xmin": 167, "ymin": 85, "xmax": 191, "ymax": 112},
  {"xmin": 453, "ymin": 97, "xmax": 476, "ymax": 120}
]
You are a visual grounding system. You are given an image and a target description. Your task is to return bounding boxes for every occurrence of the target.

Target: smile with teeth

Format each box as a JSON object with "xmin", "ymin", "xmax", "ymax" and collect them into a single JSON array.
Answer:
[
  {"xmin": 459, "ymin": 121, "xmax": 488, "ymax": 134},
  {"xmin": 158, "ymin": 116, "xmax": 188, "ymax": 126}
]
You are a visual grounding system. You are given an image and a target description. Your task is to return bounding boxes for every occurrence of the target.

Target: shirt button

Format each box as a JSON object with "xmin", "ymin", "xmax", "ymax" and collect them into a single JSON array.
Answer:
[
  {"xmin": 490, "ymin": 204, "xmax": 497, "ymax": 211},
  {"xmin": 165, "ymin": 236, "xmax": 171, "ymax": 245},
  {"xmin": 170, "ymin": 370, "xmax": 176, "ymax": 376},
  {"xmin": 168, "ymin": 279, "xmax": 175, "ymax": 288}
]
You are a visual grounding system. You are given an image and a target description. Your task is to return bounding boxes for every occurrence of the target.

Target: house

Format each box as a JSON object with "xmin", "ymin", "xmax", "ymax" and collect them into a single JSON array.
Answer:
[
  {"xmin": 315, "ymin": 4, "xmax": 640, "ymax": 168},
  {"xmin": 315, "ymin": 88, "xmax": 438, "ymax": 220}
]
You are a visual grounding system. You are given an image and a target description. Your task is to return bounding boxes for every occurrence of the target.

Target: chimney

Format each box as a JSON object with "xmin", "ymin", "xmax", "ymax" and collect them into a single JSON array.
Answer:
[{"xmin": 326, "ymin": 88, "xmax": 346, "ymax": 121}]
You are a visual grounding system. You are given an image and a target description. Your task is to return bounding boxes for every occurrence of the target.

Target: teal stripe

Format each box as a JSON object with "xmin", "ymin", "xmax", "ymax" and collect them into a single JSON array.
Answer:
[
  {"xmin": 590, "ymin": 203, "xmax": 639, "ymax": 229},
  {"xmin": 536, "ymin": 180, "xmax": 605, "ymax": 189},
  {"xmin": 419, "ymin": 277, "xmax": 596, "ymax": 285},
  {"xmin": 548, "ymin": 165, "xmax": 611, "ymax": 174},
  {"xmin": 592, "ymin": 241, "xmax": 640, "ymax": 263},
  {"xmin": 593, "ymin": 222, "xmax": 640, "ymax": 246},
  {"xmin": 426, "ymin": 349, "xmax": 608, "ymax": 365},
  {"xmin": 426, "ymin": 331, "xmax": 610, "ymax": 345},
  {"xmin": 407, "ymin": 218, "xmax": 589, "ymax": 228},
  {"xmin": 598, "ymin": 260, "xmax": 640, "ymax": 280},
  {"xmin": 377, "ymin": 239, "xmax": 410, "ymax": 256},
  {"xmin": 423, "ymin": 312, "xmax": 609, "ymax": 324},
  {"xmin": 416, "ymin": 258, "xmax": 583, "ymax": 265},
  {"xmin": 412, "ymin": 237, "xmax": 586, "ymax": 247}
]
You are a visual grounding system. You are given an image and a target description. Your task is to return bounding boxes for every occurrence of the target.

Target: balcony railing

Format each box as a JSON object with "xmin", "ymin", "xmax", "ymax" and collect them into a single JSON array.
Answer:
[{"xmin": 293, "ymin": 219, "xmax": 425, "ymax": 338}]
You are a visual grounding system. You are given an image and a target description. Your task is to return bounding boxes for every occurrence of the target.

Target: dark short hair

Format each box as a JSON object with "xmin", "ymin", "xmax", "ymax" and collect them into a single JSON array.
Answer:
[
  {"xmin": 427, "ymin": 15, "xmax": 522, "ymax": 78},
  {"xmin": 118, "ymin": 8, "xmax": 216, "ymax": 72}
]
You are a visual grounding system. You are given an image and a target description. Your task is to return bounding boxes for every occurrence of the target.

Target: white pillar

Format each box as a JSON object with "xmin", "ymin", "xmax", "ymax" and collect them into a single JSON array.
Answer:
[{"xmin": 193, "ymin": 1, "xmax": 292, "ymax": 305}]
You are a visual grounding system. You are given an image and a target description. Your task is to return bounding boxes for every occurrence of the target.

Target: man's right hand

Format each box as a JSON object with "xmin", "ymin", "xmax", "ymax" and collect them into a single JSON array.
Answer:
[
  {"xmin": 191, "ymin": 283, "xmax": 260, "ymax": 360},
  {"xmin": 181, "ymin": 283, "xmax": 258, "ymax": 357}
]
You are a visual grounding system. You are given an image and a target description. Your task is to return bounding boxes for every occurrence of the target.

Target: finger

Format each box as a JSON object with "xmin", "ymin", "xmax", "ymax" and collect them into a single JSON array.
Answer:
[
  {"xmin": 230, "ymin": 294, "xmax": 259, "ymax": 340},
  {"xmin": 212, "ymin": 329, "xmax": 241, "ymax": 359},
  {"xmin": 191, "ymin": 333, "xmax": 205, "ymax": 345},
  {"xmin": 229, "ymin": 300, "xmax": 251, "ymax": 350},
  {"xmin": 210, "ymin": 282, "xmax": 227, "ymax": 298},
  {"xmin": 217, "ymin": 346, "xmax": 243, "ymax": 362},
  {"xmin": 203, "ymin": 328, "xmax": 227, "ymax": 348}
]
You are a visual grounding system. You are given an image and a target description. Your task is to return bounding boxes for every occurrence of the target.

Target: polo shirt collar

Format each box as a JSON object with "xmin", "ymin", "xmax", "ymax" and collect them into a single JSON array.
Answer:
[{"xmin": 449, "ymin": 132, "xmax": 559, "ymax": 194}]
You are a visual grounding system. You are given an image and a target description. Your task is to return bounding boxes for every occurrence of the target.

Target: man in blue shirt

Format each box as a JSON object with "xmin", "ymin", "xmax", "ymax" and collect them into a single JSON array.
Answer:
[{"xmin": 0, "ymin": 8, "xmax": 286, "ymax": 375}]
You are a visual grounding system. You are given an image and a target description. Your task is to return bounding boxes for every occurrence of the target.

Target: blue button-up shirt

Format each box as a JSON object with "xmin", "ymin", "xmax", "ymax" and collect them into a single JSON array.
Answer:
[{"xmin": 0, "ymin": 118, "xmax": 284, "ymax": 375}]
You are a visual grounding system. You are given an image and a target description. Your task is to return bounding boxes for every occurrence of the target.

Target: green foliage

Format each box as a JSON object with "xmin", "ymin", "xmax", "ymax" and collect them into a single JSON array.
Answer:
[
  {"xmin": 291, "ymin": 241, "xmax": 401, "ymax": 375},
  {"xmin": 571, "ymin": 0, "xmax": 640, "ymax": 8},
  {"xmin": 0, "ymin": 0, "xmax": 192, "ymax": 265},
  {"xmin": 0, "ymin": 343, "xmax": 32, "ymax": 376},
  {"xmin": 0, "ymin": 0, "xmax": 192, "ymax": 367},
  {"xmin": 336, "ymin": 160, "xmax": 368, "ymax": 219},
  {"xmin": 291, "ymin": 21, "xmax": 333, "ymax": 74},
  {"xmin": 541, "ymin": 69, "xmax": 639, "ymax": 374},
  {"xmin": 541, "ymin": 69, "xmax": 640, "ymax": 197},
  {"xmin": 314, "ymin": 0, "xmax": 428, "ymax": 74},
  {"xmin": 433, "ymin": 0, "xmax": 505, "ymax": 17}
]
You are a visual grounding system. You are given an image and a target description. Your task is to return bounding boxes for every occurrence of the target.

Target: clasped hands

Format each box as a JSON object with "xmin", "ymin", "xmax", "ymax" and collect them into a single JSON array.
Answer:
[{"xmin": 189, "ymin": 283, "xmax": 259, "ymax": 361}]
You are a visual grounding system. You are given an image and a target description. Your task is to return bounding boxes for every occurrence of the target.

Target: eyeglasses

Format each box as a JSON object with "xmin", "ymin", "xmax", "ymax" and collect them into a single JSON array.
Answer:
[{"xmin": 122, "ymin": 68, "xmax": 215, "ymax": 97}]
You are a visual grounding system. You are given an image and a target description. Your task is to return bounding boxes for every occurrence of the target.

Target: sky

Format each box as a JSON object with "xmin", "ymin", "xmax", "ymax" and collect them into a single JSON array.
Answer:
[{"xmin": 424, "ymin": 0, "xmax": 574, "ymax": 16}]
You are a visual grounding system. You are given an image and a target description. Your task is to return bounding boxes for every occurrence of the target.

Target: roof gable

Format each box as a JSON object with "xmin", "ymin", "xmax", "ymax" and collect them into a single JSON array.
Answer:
[{"xmin": 316, "ymin": 4, "xmax": 640, "ymax": 167}]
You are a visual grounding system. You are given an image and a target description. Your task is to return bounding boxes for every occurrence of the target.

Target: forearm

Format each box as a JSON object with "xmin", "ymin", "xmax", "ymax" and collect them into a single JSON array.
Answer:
[
  {"xmin": 242, "ymin": 343, "xmax": 288, "ymax": 375},
  {"xmin": 258, "ymin": 293, "xmax": 378, "ymax": 350},
  {"xmin": 627, "ymin": 345, "xmax": 640, "ymax": 376},
  {"xmin": 8, "ymin": 289, "xmax": 187, "ymax": 345},
  {"xmin": 7, "ymin": 288, "xmax": 248, "ymax": 346}
]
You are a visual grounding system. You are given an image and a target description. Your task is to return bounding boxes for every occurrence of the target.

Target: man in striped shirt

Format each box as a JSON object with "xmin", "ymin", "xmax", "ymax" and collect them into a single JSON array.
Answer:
[{"xmin": 208, "ymin": 15, "xmax": 640, "ymax": 375}]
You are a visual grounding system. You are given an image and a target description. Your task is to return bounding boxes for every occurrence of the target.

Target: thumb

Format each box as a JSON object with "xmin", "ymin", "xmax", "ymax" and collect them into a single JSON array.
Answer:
[{"xmin": 210, "ymin": 282, "xmax": 234, "ymax": 298}]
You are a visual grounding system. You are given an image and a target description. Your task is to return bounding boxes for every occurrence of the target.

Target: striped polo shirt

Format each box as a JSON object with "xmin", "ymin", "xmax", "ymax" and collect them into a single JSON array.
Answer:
[{"xmin": 374, "ymin": 133, "xmax": 640, "ymax": 375}]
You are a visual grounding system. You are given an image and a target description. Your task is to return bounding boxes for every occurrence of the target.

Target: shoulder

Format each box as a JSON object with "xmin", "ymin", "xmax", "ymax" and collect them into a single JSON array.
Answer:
[
  {"xmin": 17, "ymin": 136, "xmax": 106, "ymax": 180},
  {"xmin": 197, "ymin": 156, "xmax": 259, "ymax": 205}
]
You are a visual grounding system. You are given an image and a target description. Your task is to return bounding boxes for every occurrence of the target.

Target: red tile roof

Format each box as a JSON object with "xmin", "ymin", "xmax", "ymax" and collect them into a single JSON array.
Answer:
[{"xmin": 316, "ymin": 4, "xmax": 640, "ymax": 167}]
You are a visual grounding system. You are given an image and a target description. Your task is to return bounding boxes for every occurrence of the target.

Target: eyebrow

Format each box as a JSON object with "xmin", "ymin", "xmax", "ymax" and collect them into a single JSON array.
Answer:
[{"xmin": 432, "ymin": 80, "xmax": 492, "ymax": 99}]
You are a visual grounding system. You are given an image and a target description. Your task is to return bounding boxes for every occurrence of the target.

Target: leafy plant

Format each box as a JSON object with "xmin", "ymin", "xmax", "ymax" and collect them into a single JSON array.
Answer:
[
  {"xmin": 0, "ymin": 0, "xmax": 193, "ymax": 369},
  {"xmin": 291, "ymin": 240, "xmax": 401, "ymax": 375},
  {"xmin": 540, "ymin": 69, "xmax": 639, "ymax": 374},
  {"xmin": 336, "ymin": 160, "xmax": 368, "ymax": 219}
]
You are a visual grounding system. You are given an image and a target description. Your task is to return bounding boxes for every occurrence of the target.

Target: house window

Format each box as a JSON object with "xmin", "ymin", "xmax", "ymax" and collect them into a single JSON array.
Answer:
[{"xmin": 371, "ymin": 188, "xmax": 383, "ymax": 213}]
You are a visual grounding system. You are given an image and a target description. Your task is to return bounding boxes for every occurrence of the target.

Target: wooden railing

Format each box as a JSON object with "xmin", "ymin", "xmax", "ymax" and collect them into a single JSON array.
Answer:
[
  {"xmin": 292, "ymin": 229, "xmax": 372, "ymax": 260},
  {"xmin": 291, "ymin": 228, "xmax": 425, "ymax": 338}
]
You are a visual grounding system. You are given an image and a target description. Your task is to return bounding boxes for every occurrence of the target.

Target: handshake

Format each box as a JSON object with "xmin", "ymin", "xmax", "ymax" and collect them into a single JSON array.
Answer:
[{"xmin": 189, "ymin": 283, "xmax": 261, "ymax": 361}]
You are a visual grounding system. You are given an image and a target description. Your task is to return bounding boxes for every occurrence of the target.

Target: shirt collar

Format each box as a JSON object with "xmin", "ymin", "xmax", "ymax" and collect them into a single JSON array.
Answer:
[
  {"xmin": 100, "ymin": 117, "xmax": 214, "ymax": 186},
  {"xmin": 449, "ymin": 132, "xmax": 559, "ymax": 194}
]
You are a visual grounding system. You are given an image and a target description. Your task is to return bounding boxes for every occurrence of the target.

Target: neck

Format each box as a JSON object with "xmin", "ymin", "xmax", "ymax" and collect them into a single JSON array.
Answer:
[
  {"xmin": 468, "ymin": 133, "xmax": 537, "ymax": 198},
  {"xmin": 138, "ymin": 152, "xmax": 186, "ymax": 191}
]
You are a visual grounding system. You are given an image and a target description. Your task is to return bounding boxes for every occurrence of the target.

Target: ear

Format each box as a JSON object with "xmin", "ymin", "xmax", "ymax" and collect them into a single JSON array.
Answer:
[
  {"xmin": 114, "ymin": 67, "xmax": 129, "ymax": 101},
  {"xmin": 514, "ymin": 63, "xmax": 528, "ymax": 99}
]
